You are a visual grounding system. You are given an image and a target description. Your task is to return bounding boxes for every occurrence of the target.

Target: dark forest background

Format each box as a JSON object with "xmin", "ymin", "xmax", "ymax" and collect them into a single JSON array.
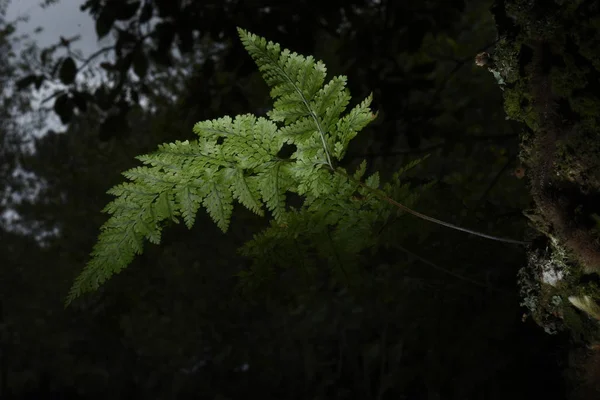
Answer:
[{"xmin": 0, "ymin": 0, "xmax": 578, "ymax": 399}]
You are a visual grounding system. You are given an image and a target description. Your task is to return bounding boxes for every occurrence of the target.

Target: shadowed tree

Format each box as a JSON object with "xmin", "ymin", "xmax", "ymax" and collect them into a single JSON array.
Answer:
[{"xmin": 483, "ymin": 0, "xmax": 600, "ymax": 397}]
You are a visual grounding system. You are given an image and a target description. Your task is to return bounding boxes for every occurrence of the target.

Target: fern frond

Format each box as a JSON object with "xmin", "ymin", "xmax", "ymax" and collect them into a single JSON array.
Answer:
[
  {"xmin": 67, "ymin": 27, "xmax": 527, "ymax": 306},
  {"xmin": 237, "ymin": 27, "xmax": 376, "ymax": 169},
  {"xmin": 67, "ymin": 29, "xmax": 378, "ymax": 306}
]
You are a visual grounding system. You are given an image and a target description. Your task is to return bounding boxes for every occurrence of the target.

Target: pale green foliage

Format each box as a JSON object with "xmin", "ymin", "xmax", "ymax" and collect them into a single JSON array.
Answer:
[
  {"xmin": 66, "ymin": 27, "xmax": 427, "ymax": 305},
  {"xmin": 238, "ymin": 158, "xmax": 432, "ymax": 292}
]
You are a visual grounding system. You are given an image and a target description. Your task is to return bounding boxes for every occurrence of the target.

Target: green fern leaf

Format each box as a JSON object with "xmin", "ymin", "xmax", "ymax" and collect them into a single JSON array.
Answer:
[
  {"xmin": 332, "ymin": 94, "xmax": 376, "ymax": 160},
  {"xmin": 364, "ymin": 172, "xmax": 380, "ymax": 190},
  {"xmin": 202, "ymin": 171, "xmax": 234, "ymax": 232},
  {"xmin": 229, "ymin": 169, "xmax": 264, "ymax": 216},
  {"xmin": 238, "ymin": 27, "xmax": 364, "ymax": 169},
  {"xmin": 257, "ymin": 162, "xmax": 292, "ymax": 222},
  {"xmin": 67, "ymin": 28, "xmax": 378, "ymax": 306},
  {"xmin": 176, "ymin": 184, "xmax": 206, "ymax": 229}
]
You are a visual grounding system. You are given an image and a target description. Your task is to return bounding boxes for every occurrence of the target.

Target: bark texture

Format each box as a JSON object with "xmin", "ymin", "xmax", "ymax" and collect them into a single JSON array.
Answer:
[{"xmin": 489, "ymin": 0, "xmax": 600, "ymax": 396}]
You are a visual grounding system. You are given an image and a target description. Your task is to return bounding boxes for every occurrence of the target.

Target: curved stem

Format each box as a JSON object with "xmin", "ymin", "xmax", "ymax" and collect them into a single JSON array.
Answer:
[{"xmin": 333, "ymin": 167, "xmax": 530, "ymax": 246}]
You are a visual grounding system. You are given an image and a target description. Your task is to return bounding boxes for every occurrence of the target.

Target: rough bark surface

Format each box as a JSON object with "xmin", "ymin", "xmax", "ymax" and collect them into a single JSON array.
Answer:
[{"xmin": 489, "ymin": 0, "xmax": 600, "ymax": 396}]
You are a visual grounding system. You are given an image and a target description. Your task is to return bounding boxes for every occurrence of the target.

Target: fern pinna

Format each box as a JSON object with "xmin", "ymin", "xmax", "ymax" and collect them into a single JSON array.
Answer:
[{"xmin": 66, "ymin": 27, "xmax": 431, "ymax": 305}]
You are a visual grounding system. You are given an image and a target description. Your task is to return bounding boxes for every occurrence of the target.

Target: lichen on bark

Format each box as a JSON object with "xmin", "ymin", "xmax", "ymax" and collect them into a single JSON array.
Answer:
[{"xmin": 489, "ymin": 0, "xmax": 600, "ymax": 394}]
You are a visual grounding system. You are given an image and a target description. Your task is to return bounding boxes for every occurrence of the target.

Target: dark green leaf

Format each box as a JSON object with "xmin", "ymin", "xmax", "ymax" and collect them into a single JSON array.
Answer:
[
  {"xmin": 80, "ymin": 0, "xmax": 95, "ymax": 12},
  {"xmin": 149, "ymin": 49, "xmax": 171, "ymax": 67},
  {"xmin": 116, "ymin": 1, "xmax": 141, "ymax": 20},
  {"xmin": 100, "ymin": 62, "xmax": 116, "ymax": 71},
  {"xmin": 59, "ymin": 57, "xmax": 77, "ymax": 84},
  {"xmin": 16, "ymin": 75, "xmax": 37, "ymax": 90},
  {"xmin": 155, "ymin": 22, "xmax": 175, "ymax": 50},
  {"xmin": 34, "ymin": 75, "xmax": 45, "ymax": 89},
  {"xmin": 117, "ymin": 53, "xmax": 134, "ymax": 71},
  {"xmin": 96, "ymin": 7, "xmax": 115, "ymax": 39},
  {"xmin": 132, "ymin": 49, "xmax": 148, "ymax": 78},
  {"xmin": 177, "ymin": 27, "xmax": 193, "ymax": 54},
  {"xmin": 139, "ymin": 3, "xmax": 153, "ymax": 23},
  {"xmin": 71, "ymin": 91, "xmax": 88, "ymax": 112},
  {"xmin": 94, "ymin": 86, "xmax": 111, "ymax": 110},
  {"xmin": 116, "ymin": 29, "xmax": 137, "ymax": 45},
  {"xmin": 53, "ymin": 93, "xmax": 73, "ymax": 124},
  {"xmin": 130, "ymin": 89, "xmax": 139, "ymax": 104},
  {"xmin": 115, "ymin": 28, "xmax": 137, "ymax": 57},
  {"xmin": 40, "ymin": 49, "xmax": 50, "ymax": 66},
  {"xmin": 2, "ymin": 23, "xmax": 15, "ymax": 36}
]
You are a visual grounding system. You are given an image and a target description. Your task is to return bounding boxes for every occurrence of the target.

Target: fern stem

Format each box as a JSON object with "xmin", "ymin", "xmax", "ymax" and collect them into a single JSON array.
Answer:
[
  {"xmin": 309, "ymin": 110, "xmax": 334, "ymax": 169},
  {"xmin": 258, "ymin": 45, "xmax": 334, "ymax": 168},
  {"xmin": 334, "ymin": 167, "xmax": 531, "ymax": 246}
]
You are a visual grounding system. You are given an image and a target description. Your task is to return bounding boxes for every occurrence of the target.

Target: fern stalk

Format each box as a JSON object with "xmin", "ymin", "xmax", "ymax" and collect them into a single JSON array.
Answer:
[{"xmin": 334, "ymin": 167, "xmax": 530, "ymax": 245}]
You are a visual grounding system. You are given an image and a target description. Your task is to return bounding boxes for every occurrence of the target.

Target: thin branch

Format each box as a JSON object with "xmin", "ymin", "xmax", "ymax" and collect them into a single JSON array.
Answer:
[
  {"xmin": 40, "ymin": 32, "xmax": 153, "ymax": 105},
  {"xmin": 393, "ymin": 243, "xmax": 513, "ymax": 294},
  {"xmin": 40, "ymin": 89, "xmax": 65, "ymax": 105},
  {"xmin": 334, "ymin": 167, "xmax": 531, "ymax": 246},
  {"xmin": 76, "ymin": 44, "xmax": 116, "ymax": 73}
]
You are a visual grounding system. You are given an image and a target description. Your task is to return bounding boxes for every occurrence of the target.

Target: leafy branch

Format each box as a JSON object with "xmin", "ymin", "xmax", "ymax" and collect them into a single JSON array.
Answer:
[{"xmin": 66, "ymin": 27, "xmax": 527, "ymax": 306}]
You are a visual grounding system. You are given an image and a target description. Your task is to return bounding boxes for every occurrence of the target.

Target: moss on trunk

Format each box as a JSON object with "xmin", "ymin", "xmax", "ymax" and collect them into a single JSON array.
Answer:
[{"xmin": 488, "ymin": 0, "xmax": 600, "ymax": 396}]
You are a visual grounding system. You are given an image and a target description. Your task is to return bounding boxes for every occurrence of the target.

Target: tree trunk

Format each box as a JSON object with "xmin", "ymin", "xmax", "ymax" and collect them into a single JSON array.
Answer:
[{"xmin": 487, "ymin": 0, "xmax": 600, "ymax": 397}]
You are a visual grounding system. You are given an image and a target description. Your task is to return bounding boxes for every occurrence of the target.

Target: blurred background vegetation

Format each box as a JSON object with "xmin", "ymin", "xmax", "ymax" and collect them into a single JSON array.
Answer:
[{"xmin": 0, "ymin": 0, "xmax": 576, "ymax": 398}]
